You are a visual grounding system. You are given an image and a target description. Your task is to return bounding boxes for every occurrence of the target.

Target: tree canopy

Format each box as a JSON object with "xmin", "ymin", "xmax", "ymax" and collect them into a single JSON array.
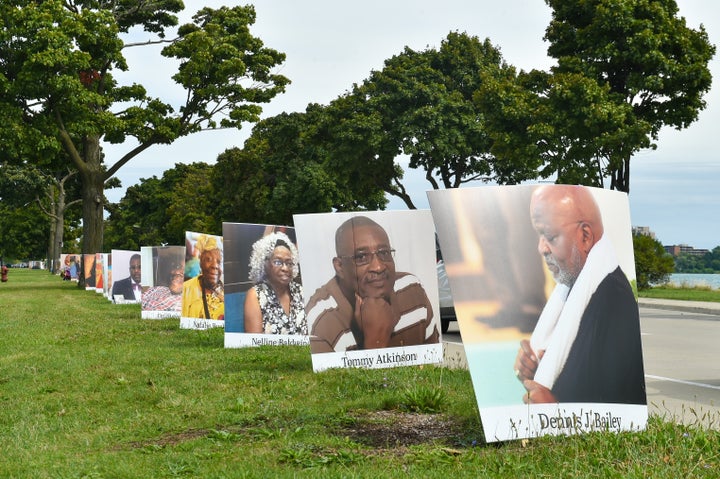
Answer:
[
  {"xmin": 0, "ymin": 1, "xmax": 289, "ymax": 260},
  {"xmin": 0, "ymin": 165, "xmax": 50, "ymax": 261},
  {"xmin": 104, "ymin": 162, "xmax": 216, "ymax": 250},
  {"xmin": 633, "ymin": 233, "xmax": 675, "ymax": 289},
  {"xmin": 543, "ymin": 0, "xmax": 715, "ymax": 192},
  {"xmin": 0, "ymin": 162, "xmax": 83, "ymax": 268},
  {"xmin": 3, "ymin": 1, "xmax": 715, "ymax": 260},
  {"xmin": 0, "ymin": 202, "xmax": 49, "ymax": 263},
  {"xmin": 674, "ymin": 247, "xmax": 720, "ymax": 274},
  {"xmin": 211, "ymin": 106, "xmax": 388, "ymax": 226},
  {"xmin": 346, "ymin": 32, "xmax": 514, "ymax": 208}
]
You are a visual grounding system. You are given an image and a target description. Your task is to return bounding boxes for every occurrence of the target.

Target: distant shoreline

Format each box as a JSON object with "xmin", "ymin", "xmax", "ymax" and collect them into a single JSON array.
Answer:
[{"xmin": 667, "ymin": 273, "xmax": 720, "ymax": 290}]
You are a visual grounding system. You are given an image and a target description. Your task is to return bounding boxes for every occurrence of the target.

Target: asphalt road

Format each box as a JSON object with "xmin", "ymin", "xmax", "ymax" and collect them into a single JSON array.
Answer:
[
  {"xmin": 640, "ymin": 307, "xmax": 720, "ymax": 427},
  {"xmin": 442, "ymin": 306, "xmax": 720, "ymax": 428}
]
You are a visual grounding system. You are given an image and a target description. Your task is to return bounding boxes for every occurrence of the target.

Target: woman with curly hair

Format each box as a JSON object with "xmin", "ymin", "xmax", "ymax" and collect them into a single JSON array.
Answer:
[{"xmin": 244, "ymin": 232, "xmax": 307, "ymax": 335}]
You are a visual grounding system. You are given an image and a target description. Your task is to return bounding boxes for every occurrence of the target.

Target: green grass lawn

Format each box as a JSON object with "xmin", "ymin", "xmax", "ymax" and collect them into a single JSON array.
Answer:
[
  {"xmin": 1, "ymin": 269, "xmax": 717, "ymax": 478},
  {"xmin": 639, "ymin": 284, "xmax": 720, "ymax": 302}
]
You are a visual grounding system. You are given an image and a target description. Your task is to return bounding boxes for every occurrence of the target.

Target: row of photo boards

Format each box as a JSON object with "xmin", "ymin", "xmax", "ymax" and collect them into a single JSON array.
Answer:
[{"xmin": 62, "ymin": 185, "xmax": 648, "ymax": 442}]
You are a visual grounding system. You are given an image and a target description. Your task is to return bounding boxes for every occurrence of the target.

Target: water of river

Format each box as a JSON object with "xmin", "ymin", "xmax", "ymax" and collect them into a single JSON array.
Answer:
[{"xmin": 667, "ymin": 273, "xmax": 720, "ymax": 290}]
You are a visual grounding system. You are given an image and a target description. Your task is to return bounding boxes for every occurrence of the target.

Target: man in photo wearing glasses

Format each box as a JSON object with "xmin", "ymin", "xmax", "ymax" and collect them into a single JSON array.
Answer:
[{"xmin": 306, "ymin": 215, "xmax": 439, "ymax": 353}]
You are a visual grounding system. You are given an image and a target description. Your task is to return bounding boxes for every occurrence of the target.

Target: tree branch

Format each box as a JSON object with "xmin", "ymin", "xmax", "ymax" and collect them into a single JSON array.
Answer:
[
  {"xmin": 35, "ymin": 196, "xmax": 57, "ymax": 220},
  {"xmin": 104, "ymin": 141, "xmax": 157, "ymax": 180},
  {"xmin": 386, "ymin": 176, "xmax": 417, "ymax": 209},
  {"xmin": 53, "ymin": 109, "xmax": 88, "ymax": 175},
  {"xmin": 123, "ymin": 37, "xmax": 177, "ymax": 49}
]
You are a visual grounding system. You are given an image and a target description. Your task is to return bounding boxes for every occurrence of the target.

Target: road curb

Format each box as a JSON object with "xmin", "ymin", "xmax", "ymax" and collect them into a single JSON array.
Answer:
[{"xmin": 638, "ymin": 299, "xmax": 720, "ymax": 318}]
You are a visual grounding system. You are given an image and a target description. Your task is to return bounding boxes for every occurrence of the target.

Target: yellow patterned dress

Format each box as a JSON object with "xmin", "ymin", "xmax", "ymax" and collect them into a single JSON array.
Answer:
[{"xmin": 181, "ymin": 276, "xmax": 225, "ymax": 320}]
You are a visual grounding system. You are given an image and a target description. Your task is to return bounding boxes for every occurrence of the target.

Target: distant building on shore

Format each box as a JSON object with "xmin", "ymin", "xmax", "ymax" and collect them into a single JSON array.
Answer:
[
  {"xmin": 632, "ymin": 226, "xmax": 656, "ymax": 239},
  {"xmin": 632, "ymin": 226, "xmax": 709, "ymax": 257},
  {"xmin": 663, "ymin": 244, "xmax": 710, "ymax": 257}
]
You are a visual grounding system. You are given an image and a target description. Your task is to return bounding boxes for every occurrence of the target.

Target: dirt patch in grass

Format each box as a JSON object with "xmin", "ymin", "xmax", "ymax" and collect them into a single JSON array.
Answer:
[
  {"xmin": 124, "ymin": 428, "xmax": 211, "ymax": 449},
  {"xmin": 341, "ymin": 410, "xmax": 467, "ymax": 448},
  {"xmin": 123, "ymin": 411, "xmax": 474, "ymax": 452}
]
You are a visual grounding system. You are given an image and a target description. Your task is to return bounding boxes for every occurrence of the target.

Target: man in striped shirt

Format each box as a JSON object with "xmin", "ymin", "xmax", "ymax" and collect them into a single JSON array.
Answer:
[{"xmin": 306, "ymin": 216, "xmax": 439, "ymax": 353}]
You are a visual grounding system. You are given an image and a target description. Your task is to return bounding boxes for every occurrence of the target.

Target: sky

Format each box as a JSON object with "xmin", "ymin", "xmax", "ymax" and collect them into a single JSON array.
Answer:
[{"xmin": 104, "ymin": 0, "xmax": 720, "ymax": 250}]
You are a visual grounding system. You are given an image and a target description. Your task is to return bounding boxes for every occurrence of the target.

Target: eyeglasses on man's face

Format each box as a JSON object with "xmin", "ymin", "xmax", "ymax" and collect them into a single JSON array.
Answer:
[
  {"xmin": 342, "ymin": 249, "xmax": 395, "ymax": 266},
  {"xmin": 270, "ymin": 259, "xmax": 295, "ymax": 268}
]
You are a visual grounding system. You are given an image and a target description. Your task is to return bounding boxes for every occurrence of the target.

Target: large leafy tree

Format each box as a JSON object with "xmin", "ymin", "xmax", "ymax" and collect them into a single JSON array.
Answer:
[
  {"xmin": 104, "ymin": 162, "xmax": 214, "ymax": 250},
  {"xmin": 633, "ymin": 233, "xmax": 674, "ymax": 289},
  {"xmin": 0, "ymin": 163, "xmax": 83, "ymax": 271},
  {"xmin": 166, "ymin": 164, "xmax": 218, "ymax": 238},
  {"xmin": 211, "ymin": 147, "xmax": 271, "ymax": 225},
  {"xmin": 0, "ymin": 1, "xmax": 289, "ymax": 263},
  {"xmin": 212, "ymin": 106, "xmax": 387, "ymax": 226},
  {"xmin": 348, "ymin": 32, "xmax": 515, "ymax": 208},
  {"xmin": 478, "ymin": 68, "xmax": 642, "ymax": 187},
  {"xmin": 0, "ymin": 201, "xmax": 49, "ymax": 264},
  {"xmin": 544, "ymin": 0, "xmax": 715, "ymax": 192}
]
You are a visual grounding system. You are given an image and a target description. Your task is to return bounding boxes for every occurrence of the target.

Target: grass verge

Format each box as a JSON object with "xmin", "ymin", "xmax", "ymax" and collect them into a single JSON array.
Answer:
[
  {"xmin": 639, "ymin": 284, "xmax": 720, "ymax": 302},
  {"xmin": 1, "ymin": 269, "xmax": 718, "ymax": 478}
]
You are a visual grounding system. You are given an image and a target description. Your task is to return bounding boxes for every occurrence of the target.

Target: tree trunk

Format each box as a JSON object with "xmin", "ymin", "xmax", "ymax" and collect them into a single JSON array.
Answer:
[
  {"xmin": 79, "ymin": 134, "xmax": 105, "ymax": 255},
  {"xmin": 77, "ymin": 170, "xmax": 104, "ymax": 289},
  {"xmin": 47, "ymin": 183, "xmax": 58, "ymax": 273},
  {"xmin": 610, "ymin": 155, "xmax": 631, "ymax": 193},
  {"xmin": 386, "ymin": 187, "xmax": 417, "ymax": 209},
  {"xmin": 622, "ymin": 156, "xmax": 630, "ymax": 194},
  {"xmin": 48, "ymin": 213, "xmax": 57, "ymax": 273},
  {"xmin": 74, "ymin": 135, "xmax": 104, "ymax": 288},
  {"xmin": 56, "ymin": 125, "xmax": 104, "ymax": 288},
  {"xmin": 80, "ymin": 169, "xmax": 105, "ymax": 256},
  {"xmin": 36, "ymin": 171, "xmax": 78, "ymax": 275}
]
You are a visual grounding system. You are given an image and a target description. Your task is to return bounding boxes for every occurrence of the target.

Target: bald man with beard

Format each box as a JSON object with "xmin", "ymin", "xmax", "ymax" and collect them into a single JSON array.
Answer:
[{"xmin": 514, "ymin": 185, "xmax": 646, "ymax": 405}]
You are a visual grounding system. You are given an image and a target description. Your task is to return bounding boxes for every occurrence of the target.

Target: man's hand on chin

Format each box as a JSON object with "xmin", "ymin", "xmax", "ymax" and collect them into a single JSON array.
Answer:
[{"xmin": 353, "ymin": 293, "xmax": 395, "ymax": 349}]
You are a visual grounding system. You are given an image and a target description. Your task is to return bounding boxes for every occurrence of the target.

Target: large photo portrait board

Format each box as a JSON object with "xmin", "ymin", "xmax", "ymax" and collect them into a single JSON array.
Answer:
[
  {"xmin": 294, "ymin": 210, "xmax": 442, "ymax": 372},
  {"xmin": 111, "ymin": 249, "xmax": 142, "ymax": 304},
  {"xmin": 428, "ymin": 185, "xmax": 647, "ymax": 442},
  {"xmin": 140, "ymin": 246, "xmax": 186, "ymax": 319},
  {"xmin": 223, "ymin": 223, "xmax": 309, "ymax": 348},
  {"xmin": 181, "ymin": 231, "xmax": 224, "ymax": 329},
  {"xmin": 94, "ymin": 253, "xmax": 107, "ymax": 294},
  {"xmin": 60, "ymin": 254, "xmax": 81, "ymax": 281},
  {"xmin": 102, "ymin": 253, "xmax": 112, "ymax": 300},
  {"xmin": 83, "ymin": 253, "xmax": 97, "ymax": 291}
]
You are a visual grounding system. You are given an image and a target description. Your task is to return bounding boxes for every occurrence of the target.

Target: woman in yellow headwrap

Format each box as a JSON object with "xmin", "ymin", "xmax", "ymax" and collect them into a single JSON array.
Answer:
[{"xmin": 182, "ymin": 234, "xmax": 224, "ymax": 320}]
